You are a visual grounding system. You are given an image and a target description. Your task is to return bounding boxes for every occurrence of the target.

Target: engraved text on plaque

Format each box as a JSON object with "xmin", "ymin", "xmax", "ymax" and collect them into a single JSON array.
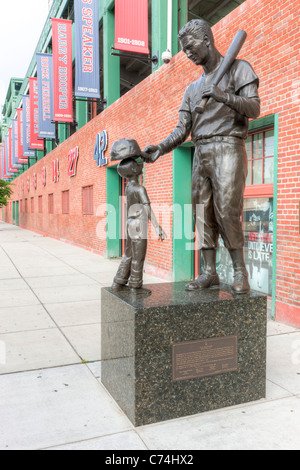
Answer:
[{"xmin": 172, "ymin": 336, "xmax": 238, "ymax": 381}]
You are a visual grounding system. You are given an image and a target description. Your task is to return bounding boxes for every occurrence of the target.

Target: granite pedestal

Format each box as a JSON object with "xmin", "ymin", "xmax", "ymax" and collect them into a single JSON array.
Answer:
[{"xmin": 101, "ymin": 282, "xmax": 267, "ymax": 427}]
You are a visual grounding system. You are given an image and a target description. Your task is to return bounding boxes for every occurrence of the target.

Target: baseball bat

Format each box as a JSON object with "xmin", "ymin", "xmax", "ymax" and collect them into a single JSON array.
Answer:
[{"xmin": 195, "ymin": 30, "xmax": 247, "ymax": 114}]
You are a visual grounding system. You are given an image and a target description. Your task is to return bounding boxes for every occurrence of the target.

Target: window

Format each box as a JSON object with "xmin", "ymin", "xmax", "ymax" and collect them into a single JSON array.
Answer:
[
  {"xmin": 82, "ymin": 185, "xmax": 93, "ymax": 215},
  {"xmin": 245, "ymin": 129, "xmax": 274, "ymax": 186},
  {"xmin": 62, "ymin": 190, "xmax": 70, "ymax": 214},
  {"xmin": 31, "ymin": 197, "xmax": 34, "ymax": 213},
  {"xmin": 25, "ymin": 199, "xmax": 28, "ymax": 213},
  {"xmin": 48, "ymin": 194, "xmax": 54, "ymax": 214},
  {"xmin": 38, "ymin": 196, "xmax": 43, "ymax": 213}
]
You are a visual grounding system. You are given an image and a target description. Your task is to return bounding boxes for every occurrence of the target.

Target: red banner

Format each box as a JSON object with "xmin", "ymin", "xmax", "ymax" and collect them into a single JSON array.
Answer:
[
  {"xmin": 17, "ymin": 108, "xmax": 28, "ymax": 164},
  {"xmin": 52, "ymin": 18, "xmax": 73, "ymax": 123},
  {"xmin": 29, "ymin": 77, "xmax": 44, "ymax": 149},
  {"xmin": 115, "ymin": 0, "xmax": 149, "ymax": 55}
]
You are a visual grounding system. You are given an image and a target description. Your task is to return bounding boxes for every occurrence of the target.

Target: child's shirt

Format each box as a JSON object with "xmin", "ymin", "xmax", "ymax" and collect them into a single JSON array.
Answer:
[{"xmin": 126, "ymin": 181, "xmax": 150, "ymax": 240}]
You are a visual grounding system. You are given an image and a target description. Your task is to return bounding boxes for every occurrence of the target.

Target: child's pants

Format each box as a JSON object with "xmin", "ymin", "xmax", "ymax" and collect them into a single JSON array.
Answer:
[{"xmin": 113, "ymin": 236, "xmax": 147, "ymax": 289}]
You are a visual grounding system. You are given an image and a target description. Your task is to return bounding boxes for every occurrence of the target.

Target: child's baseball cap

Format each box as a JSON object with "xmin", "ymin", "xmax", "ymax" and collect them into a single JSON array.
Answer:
[{"xmin": 110, "ymin": 139, "xmax": 148, "ymax": 162}]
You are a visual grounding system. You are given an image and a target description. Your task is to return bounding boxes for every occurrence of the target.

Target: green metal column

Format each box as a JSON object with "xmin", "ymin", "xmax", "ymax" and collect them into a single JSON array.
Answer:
[
  {"xmin": 58, "ymin": 123, "xmax": 68, "ymax": 143},
  {"xmin": 76, "ymin": 99, "xmax": 89, "ymax": 129},
  {"xmin": 28, "ymin": 156, "xmax": 37, "ymax": 168},
  {"xmin": 46, "ymin": 140, "xmax": 54, "ymax": 155},
  {"xmin": 37, "ymin": 150, "xmax": 44, "ymax": 161},
  {"xmin": 179, "ymin": 0, "xmax": 188, "ymax": 29},
  {"xmin": 152, "ymin": 0, "xmax": 179, "ymax": 71},
  {"xmin": 173, "ymin": 146, "xmax": 194, "ymax": 282},
  {"xmin": 103, "ymin": 4, "xmax": 120, "ymax": 106}
]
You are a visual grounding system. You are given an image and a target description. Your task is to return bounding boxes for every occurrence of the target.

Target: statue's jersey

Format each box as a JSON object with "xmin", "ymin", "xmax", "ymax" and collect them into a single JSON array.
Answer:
[{"xmin": 179, "ymin": 59, "xmax": 259, "ymax": 141}]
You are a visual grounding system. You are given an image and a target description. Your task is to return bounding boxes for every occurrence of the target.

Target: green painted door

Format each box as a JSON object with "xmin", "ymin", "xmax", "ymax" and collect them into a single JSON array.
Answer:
[
  {"xmin": 12, "ymin": 202, "xmax": 16, "ymax": 225},
  {"xmin": 106, "ymin": 166, "xmax": 121, "ymax": 258},
  {"xmin": 16, "ymin": 201, "xmax": 19, "ymax": 226},
  {"xmin": 173, "ymin": 146, "xmax": 194, "ymax": 282}
]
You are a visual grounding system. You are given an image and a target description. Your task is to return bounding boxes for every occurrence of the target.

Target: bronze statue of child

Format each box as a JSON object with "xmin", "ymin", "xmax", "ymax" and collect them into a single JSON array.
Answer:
[{"xmin": 110, "ymin": 139, "xmax": 166, "ymax": 292}]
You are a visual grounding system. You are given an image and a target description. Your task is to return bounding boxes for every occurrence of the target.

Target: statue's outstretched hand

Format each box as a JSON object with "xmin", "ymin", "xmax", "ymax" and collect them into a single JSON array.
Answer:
[{"xmin": 143, "ymin": 145, "xmax": 161, "ymax": 163}]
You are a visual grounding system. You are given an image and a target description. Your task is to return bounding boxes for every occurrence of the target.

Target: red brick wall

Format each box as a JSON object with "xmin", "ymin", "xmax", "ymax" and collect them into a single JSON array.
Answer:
[{"xmin": 3, "ymin": 0, "xmax": 300, "ymax": 324}]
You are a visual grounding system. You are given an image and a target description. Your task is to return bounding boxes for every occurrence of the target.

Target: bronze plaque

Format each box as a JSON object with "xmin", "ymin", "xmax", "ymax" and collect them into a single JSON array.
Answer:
[{"xmin": 172, "ymin": 336, "xmax": 238, "ymax": 381}]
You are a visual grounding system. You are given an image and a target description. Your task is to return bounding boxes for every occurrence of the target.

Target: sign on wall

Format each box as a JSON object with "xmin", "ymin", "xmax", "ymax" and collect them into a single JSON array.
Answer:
[
  {"xmin": 115, "ymin": 0, "xmax": 149, "ymax": 55},
  {"xmin": 93, "ymin": 130, "xmax": 108, "ymax": 167},
  {"xmin": 29, "ymin": 77, "xmax": 44, "ymax": 150},
  {"xmin": 74, "ymin": 0, "xmax": 100, "ymax": 99},
  {"xmin": 52, "ymin": 18, "xmax": 73, "ymax": 123},
  {"xmin": 22, "ymin": 95, "xmax": 35, "ymax": 158},
  {"xmin": 8, "ymin": 129, "xmax": 18, "ymax": 173},
  {"xmin": 68, "ymin": 146, "xmax": 79, "ymax": 177},
  {"xmin": 53, "ymin": 159, "xmax": 59, "ymax": 183},
  {"xmin": 17, "ymin": 108, "xmax": 28, "ymax": 164},
  {"xmin": 36, "ymin": 53, "xmax": 56, "ymax": 139},
  {"xmin": 11, "ymin": 119, "xmax": 22, "ymax": 168}
]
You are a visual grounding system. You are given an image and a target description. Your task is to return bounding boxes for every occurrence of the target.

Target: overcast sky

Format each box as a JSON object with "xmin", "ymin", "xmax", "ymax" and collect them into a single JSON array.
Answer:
[{"xmin": 0, "ymin": 0, "xmax": 49, "ymax": 111}]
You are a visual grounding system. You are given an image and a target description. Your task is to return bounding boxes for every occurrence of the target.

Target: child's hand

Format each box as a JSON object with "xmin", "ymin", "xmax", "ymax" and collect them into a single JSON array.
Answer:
[{"xmin": 156, "ymin": 226, "xmax": 167, "ymax": 241}]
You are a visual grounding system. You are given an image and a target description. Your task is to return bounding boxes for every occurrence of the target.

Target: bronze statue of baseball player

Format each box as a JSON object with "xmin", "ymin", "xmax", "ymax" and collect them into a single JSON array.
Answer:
[{"xmin": 145, "ymin": 19, "xmax": 260, "ymax": 293}]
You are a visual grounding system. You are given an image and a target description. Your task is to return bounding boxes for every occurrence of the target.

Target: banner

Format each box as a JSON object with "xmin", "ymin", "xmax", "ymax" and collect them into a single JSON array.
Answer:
[
  {"xmin": 0, "ymin": 145, "xmax": 6, "ymax": 179},
  {"xmin": 4, "ymin": 135, "xmax": 13, "ymax": 177},
  {"xmin": 8, "ymin": 129, "xmax": 18, "ymax": 173},
  {"xmin": 4, "ymin": 136, "xmax": 10, "ymax": 177},
  {"xmin": 11, "ymin": 119, "xmax": 22, "ymax": 168},
  {"xmin": 22, "ymin": 95, "xmax": 35, "ymax": 158},
  {"xmin": 17, "ymin": 108, "xmax": 28, "ymax": 164},
  {"xmin": 74, "ymin": 0, "xmax": 100, "ymax": 98},
  {"xmin": 52, "ymin": 18, "xmax": 73, "ymax": 122},
  {"xmin": 29, "ymin": 77, "xmax": 44, "ymax": 149},
  {"xmin": 36, "ymin": 53, "xmax": 56, "ymax": 139},
  {"xmin": 115, "ymin": 0, "xmax": 149, "ymax": 55}
]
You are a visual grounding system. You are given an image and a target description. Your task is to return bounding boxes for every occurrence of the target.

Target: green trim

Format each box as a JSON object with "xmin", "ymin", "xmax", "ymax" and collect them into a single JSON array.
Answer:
[
  {"xmin": 249, "ymin": 114, "xmax": 274, "ymax": 132},
  {"xmin": 250, "ymin": 113, "xmax": 278, "ymax": 318},
  {"xmin": 106, "ymin": 165, "xmax": 121, "ymax": 258},
  {"xmin": 271, "ymin": 113, "xmax": 279, "ymax": 320},
  {"xmin": 173, "ymin": 147, "xmax": 194, "ymax": 281}
]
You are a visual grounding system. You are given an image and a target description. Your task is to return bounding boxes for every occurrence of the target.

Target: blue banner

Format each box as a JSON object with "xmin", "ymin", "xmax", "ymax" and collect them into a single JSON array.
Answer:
[
  {"xmin": 22, "ymin": 95, "xmax": 35, "ymax": 157},
  {"xmin": 75, "ymin": 0, "xmax": 100, "ymax": 99},
  {"xmin": 11, "ymin": 119, "xmax": 22, "ymax": 168},
  {"xmin": 36, "ymin": 53, "xmax": 56, "ymax": 139}
]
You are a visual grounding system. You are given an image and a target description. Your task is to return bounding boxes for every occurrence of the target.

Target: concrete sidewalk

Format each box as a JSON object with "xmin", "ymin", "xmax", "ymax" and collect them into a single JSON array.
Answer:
[{"xmin": 0, "ymin": 221, "xmax": 299, "ymax": 450}]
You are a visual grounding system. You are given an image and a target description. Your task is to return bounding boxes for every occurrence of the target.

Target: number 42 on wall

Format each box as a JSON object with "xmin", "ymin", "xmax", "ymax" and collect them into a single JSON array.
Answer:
[{"xmin": 94, "ymin": 130, "xmax": 108, "ymax": 167}]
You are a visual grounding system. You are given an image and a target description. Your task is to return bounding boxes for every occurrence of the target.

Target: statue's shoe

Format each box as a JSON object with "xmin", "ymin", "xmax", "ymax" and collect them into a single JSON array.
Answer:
[
  {"xmin": 185, "ymin": 272, "xmax": 220, "ymax": 291},
  {"xmin": 232, "ymin": 270, "xmax": 250, "ymax": 294}
]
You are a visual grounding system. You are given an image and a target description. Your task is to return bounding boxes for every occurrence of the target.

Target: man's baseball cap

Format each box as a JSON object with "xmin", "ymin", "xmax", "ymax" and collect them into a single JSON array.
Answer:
[{"xmin": 110, "ymin": 139, "xmax": 148, "ymax": 162}]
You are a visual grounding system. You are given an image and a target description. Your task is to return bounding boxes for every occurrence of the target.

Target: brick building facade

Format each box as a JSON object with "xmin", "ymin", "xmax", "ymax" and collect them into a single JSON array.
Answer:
[{"xmin": 2, "ymin": 0, "xmax": 300, "ymax": 327}]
